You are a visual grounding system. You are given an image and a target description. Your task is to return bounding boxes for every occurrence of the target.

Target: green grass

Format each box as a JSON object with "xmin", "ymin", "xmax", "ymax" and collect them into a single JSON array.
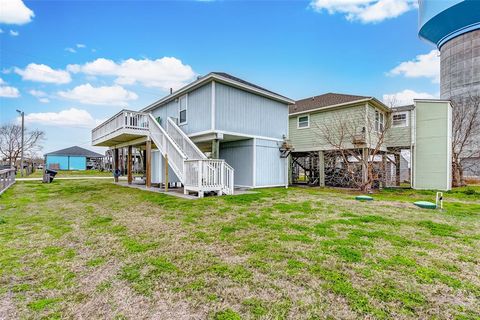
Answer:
[
  {"xmin": 0, "ymin": 180, "xmax": 479, "ymax": 319},
  {"xmin": 17, "ymin": 169, "xmax": 113, "ymax": 178}
]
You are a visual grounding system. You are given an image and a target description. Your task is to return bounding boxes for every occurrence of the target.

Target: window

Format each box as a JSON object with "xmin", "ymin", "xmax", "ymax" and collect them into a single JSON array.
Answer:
[
  {"xmin": 297, "ymin": 115, "xmax": 310, "ymax": 129},
  {"xmin": 375, "ymin": 110, "xmax": 385, "ymax": 132},
  {"xmin": 179, "ymin": 95, "xmax": 187, "ymax": 124},
  {"xmin": 392, "ymin": 112, "xmax": 408, "ymax": 127}
]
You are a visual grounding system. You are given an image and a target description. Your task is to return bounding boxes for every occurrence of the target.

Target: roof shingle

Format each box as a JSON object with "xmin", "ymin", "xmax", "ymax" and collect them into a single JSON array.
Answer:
[
  {"xmin": 289, "ymin": 93, "xmax": 371, "ymax": 114},
  {"xmin": 45, "ymin": 146, "xmax": 103, "ymax": 158},
  {"xmin": 211, "ymin": 72, "xmax": 291, "ymax": 99}
]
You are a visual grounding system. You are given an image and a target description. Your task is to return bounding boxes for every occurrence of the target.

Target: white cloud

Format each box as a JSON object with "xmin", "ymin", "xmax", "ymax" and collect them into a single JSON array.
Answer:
[
  {"xmin": 29, "ymin": 89, "xmax": 47, "ymax": 97},
  {"xmin": 0, "ymin": 28, "xmax": 4, "ymax": 33},
  {"xmin": 310, "ymin": 0, "xmax": 416, "ymax": 23},
  {"xmin": 76, "ymin": 43, "xmax": 86, "ymax": 48},
  {"xmin": 0, "ymin": 77, "xmax": 20, "ymax": 98},
  {"xmin": 0, "ymin": 0, "xmax": 35, "ymax": 25},
  {"xmin": 0, "ymin": 85, "xmax": 20, "ymax": 98},
  {"xmin": 28, "ymin": 89, "xmax": 50, "ymax": 103},
  {"xmin": 388, "ymin": 50, "xmax": 440, "ymax": 83},
  {"xmin": 57, "ymin": 83, "xmax": 138, "ymax": 105},
  {"xmin": 65, "ymin": 47, "xmax": 76, "ymax": 53},
  {"xmin": 24, "ymin": 108, "xmax": 98, "ymax": 128},
  {"xmin": 68, "ymin": 57, "xmax": 196, "ymax": 90},
  {"xmin": 14, "ymin": 63, "xmax": 72, "ymax": 84},
  {"xmin": 383, "ymin": 89, "xmax": 437, "ymax": 107},
  {"xmin": 9, "ymin": 30, "xmax": 19, "ymax": 36}
]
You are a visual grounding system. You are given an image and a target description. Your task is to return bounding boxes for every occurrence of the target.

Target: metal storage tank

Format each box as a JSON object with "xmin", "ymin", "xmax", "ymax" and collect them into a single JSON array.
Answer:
[{"xmin": 418, "ymin": 0, "xmax": 480, "ymax": 101}]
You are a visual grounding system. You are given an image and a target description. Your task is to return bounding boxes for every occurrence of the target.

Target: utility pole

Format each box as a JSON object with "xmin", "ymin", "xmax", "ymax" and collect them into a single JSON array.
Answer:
[{"xmin": 16, "ymin": 109, "xmax": 24, "ymax": 177}]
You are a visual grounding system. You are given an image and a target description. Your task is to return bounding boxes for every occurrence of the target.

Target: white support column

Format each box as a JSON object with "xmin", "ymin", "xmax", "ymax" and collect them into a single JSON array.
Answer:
[{"xmin": 252, "ymin": 138, "xmax": 257, "ymax": 188}]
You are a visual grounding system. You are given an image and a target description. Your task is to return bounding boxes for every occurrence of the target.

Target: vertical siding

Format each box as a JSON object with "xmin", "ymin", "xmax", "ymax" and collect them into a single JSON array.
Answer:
[
  {"xmin": 46, "ymin": 155, "xmax": 69, "ymax": 170},
  {"xmin": 255, "ymin": 139, "xmax": 286, "ymax": 187},
  {"xmin": 219, "ymin": 139, "xmax": 254, "ymax": 187},
  {"xmin": 215, "ymin": 83, "xmax": 288, "ymax": 139},
  {"xmin": 151, "ymin": 151, "xmax": 161, "ymax": 184},
  {"xmin": 151, "ymin": 83, "xmax": 212, "ymax": 134},
  {"xmin": 151, "ymin": 150, "xmax": 180, "ymax": 184},
  {"xmin": 413, "ymin": 101, "xmax": 452, "ymax": 190},
  {"xmin": 46, "ymin": 155, "xmax": 86, "ymax": 170},
  {"xmin": 69, "ymin": 156, "xmax": 86, "ymax": 170}
]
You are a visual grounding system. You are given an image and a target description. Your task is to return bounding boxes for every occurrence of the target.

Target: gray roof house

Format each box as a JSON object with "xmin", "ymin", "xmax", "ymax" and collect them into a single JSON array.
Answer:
[
  {"xmin": 92, "ymin": 72, "xmax": 294, "ymax": 197},
  {"xmin": 45, "ymin": 146, "xmax": 103, "ymax": 171}
]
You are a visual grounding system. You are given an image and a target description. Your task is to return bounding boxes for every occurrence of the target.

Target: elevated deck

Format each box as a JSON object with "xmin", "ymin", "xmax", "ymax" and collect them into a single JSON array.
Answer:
[
  {"xmin": 91, "ymin": 110, "xmax": 235, "ymax": 197},
  {"xmin": 92, "ymin": 110, "xmax": 150, "ymax": 147}
]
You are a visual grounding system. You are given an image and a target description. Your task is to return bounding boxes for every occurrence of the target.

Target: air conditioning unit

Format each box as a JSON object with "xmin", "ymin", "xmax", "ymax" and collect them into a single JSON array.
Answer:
[{"xmin": 352, "ymin": 134, "xmax": 366, "ymax": 145}]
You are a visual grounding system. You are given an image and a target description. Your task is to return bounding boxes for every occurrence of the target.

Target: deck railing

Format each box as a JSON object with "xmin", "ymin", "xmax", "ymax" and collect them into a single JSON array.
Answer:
[
  {"xmin": 167, "ymin": 117, "xmax": 207, "ymax": 160},
  {"xmin": 184, "ymin": 159, "xmax": 234, "ymax": 195},
  {"xmin": 92, "ymin": 110, "xmax": 150, "ymax": 144},
  {"xmin": 147, "ymin": 114, "xmax": 187, "ymax": 181},
  {"xmin": 0, "ymin": 168, "xmax": 15, "ymax": 195}
]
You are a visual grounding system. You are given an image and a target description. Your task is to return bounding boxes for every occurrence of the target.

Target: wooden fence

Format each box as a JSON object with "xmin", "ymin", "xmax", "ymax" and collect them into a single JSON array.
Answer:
[{"xmin": 0, "ymin": 168, "xmax": 16, "ymax": 195}]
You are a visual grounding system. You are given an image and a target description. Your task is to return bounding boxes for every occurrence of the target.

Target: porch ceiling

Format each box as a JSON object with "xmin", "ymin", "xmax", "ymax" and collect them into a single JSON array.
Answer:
[{"xmin": 92, "ymin": 131, "xmax": 149, "ymax": 147}]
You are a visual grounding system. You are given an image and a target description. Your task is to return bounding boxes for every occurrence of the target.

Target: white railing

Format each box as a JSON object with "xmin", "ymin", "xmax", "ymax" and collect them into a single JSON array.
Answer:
[
  {"xmin": 166, "ymin": 118, "xmax": 207, "ymax": 160},
  {"xmin": 92, "ymin": 110, "xmax": 150, "ymax": 144},
  {"xmin": 92, "ymin": 110, "xmax": 235, "ymax": 197},
  {"xmin": 222, "ymin": 162, "xmax": 235, "ymax": 195},
  {"xmin": 147, "ymin": 114, "xmax": 187, "ymax": 181},
  {"xmin": 0, "ymin": 168, "xmax": 15, "ymax": 195},
  {"xmin": 184, "ymin": 159, "xmax": 234, "ymax": 195}
]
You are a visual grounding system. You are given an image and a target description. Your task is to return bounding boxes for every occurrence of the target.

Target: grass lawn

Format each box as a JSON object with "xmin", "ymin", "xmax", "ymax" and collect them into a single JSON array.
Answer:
[
  {"xmin": 0, "ymin": 181, "xmax": 479, "ymax": 319},
  {"xmin": 17, "ymin": 169, "xmax": 113, "ymax": 178}
]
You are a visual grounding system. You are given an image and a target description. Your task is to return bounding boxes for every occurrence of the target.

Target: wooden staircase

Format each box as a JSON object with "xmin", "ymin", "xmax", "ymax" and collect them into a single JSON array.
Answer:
[{"xmin": 147, "ymin": 114, "xmax": 234, "ymax": 197}]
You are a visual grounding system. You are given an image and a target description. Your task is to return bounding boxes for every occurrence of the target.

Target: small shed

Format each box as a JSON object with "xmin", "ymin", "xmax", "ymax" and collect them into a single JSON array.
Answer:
[{"xmin": 45, "ymin": 146, "xmax": 103, "ymax": 171}]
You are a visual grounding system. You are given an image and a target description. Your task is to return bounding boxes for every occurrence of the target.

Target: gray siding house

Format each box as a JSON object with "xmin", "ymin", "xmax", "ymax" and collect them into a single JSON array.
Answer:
[{"xmin": 92, "ymin": 72, "xmax": 293, "ymax": 196}]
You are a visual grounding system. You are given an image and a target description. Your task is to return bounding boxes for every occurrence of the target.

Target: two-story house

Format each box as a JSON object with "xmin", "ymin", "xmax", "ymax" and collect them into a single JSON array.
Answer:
[
  {"xmin": 91, "ymin": 72, "xmax": 294, "ymax": 197},
  {"xmin": 288, "ymin": 94, "xmax": 453, "ymax": 191}
]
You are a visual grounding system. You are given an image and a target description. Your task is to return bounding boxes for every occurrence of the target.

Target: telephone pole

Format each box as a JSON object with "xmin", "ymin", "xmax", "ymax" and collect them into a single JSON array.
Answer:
[{"xmin": 16, "ymin": 109, "xmax": 24, "ymax": 177}]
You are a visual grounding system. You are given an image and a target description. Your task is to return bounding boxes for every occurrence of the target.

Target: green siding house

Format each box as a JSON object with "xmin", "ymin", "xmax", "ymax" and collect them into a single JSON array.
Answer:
[{"xmin": 288, "ymin": 93, "xmax": 453, "ymax": 191}]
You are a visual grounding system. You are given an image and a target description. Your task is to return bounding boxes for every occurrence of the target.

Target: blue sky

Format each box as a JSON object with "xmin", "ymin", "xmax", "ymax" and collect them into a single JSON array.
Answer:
[{"xmin": 0, "ymin": 0, "xmax": 439, "ymax": 154}]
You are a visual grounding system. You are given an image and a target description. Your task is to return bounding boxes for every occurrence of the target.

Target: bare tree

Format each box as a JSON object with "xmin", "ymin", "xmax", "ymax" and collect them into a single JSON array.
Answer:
[
  {"xmin": 315, "ymin": 108, "xmax": 392, "ymax": 192},
  {"xmin": 451, "ymin": 95, "xmax": 480, "ymax": 186},
  {"xmin": 0, "ymin": 124, "xmax": 45, "ymax": 168}
]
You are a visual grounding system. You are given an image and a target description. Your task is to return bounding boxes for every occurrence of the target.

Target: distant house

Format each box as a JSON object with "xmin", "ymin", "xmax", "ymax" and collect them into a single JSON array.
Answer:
[{"xmin": 45, "ymin": 146, "xmax": 103, "ymax": 171}]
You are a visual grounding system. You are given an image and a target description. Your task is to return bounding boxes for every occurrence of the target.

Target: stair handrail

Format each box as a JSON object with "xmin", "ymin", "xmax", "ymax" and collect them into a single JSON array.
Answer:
[
  {"xmin": 166, "ymin": 117, "xmax": 207, "ymax": 160},
  {"xmin": 148, "ymin": 114, "xmax": 187, "ymax": 181}
]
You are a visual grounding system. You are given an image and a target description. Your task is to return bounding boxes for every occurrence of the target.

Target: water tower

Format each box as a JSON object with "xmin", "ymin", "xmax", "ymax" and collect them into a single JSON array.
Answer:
[{"xmin": 418, "ymin": 0, "xmax": 480, "ymax": 101}]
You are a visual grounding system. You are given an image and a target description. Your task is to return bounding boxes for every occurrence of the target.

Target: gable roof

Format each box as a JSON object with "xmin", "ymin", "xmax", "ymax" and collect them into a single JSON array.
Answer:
[
  {"xmin": 290, "ymin": 93, "xmax": 370, "ymax": 114},
  {"xmin": 289, "ymin": 93, "xmax": 390, "ymax": 115},
  {"xmin": 141, "ymin": 72, "xmax": 294, "ymax": 112},
  {"xmin": 211, "ymin": 72, "xmax": 290, "ymax": 99},
  {"xmin": 45, "ymin": 146, "xmax": 103, "ymax": 158}
]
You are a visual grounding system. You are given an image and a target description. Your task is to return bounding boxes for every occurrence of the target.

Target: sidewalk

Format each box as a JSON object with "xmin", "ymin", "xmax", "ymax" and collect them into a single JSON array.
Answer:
[{"xmin": 16, "ymin": 176, "xmax": 114, "ymax": 181}]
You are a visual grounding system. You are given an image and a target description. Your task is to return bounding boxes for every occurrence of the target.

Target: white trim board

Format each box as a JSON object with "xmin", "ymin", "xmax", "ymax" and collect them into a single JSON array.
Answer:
[
  {"xmin": 253, "ymin": 137, "xmax": 257, "ymax": 188},
  {"xmin": 211, "ymin": 81, "xmax": 216, "ymax": 130},
  {"xmin": 188, "ymin": 129, "xmax": 284, "ymax": 142}
]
